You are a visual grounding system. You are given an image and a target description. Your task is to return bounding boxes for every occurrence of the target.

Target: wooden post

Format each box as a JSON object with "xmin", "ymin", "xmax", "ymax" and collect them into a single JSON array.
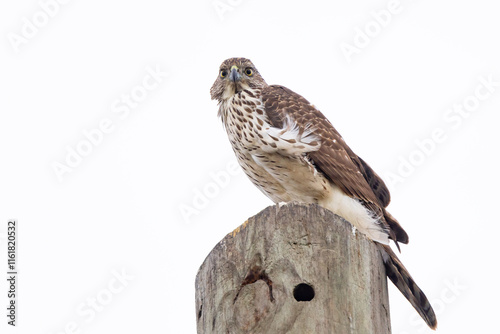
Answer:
[{"xmin": 195, "ymin": 203, "xmax": 391, "ymax": 334}]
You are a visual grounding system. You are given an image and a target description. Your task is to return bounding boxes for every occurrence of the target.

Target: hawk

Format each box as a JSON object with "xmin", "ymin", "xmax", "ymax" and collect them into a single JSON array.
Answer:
[{"xmin": 211, "ymin": 57, "xmax": 437, "ymax": 329}]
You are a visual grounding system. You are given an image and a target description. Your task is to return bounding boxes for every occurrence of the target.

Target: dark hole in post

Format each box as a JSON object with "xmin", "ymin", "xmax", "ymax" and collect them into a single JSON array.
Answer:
[{"xmin": 293, "ymin": 283, "xmax": 315, "ymax": 301}]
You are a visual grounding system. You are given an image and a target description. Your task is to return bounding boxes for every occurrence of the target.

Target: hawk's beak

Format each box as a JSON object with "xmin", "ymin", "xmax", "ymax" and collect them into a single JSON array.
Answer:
[{"xmin": 229, "ymin": 65, "xmax": 241, "ymax": 82}]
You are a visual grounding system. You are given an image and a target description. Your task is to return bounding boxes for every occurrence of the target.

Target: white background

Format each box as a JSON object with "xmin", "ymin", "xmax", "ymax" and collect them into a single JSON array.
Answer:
[{"xmin": 1, "ymin": 0, "xmax": 499, "ymax": 333}]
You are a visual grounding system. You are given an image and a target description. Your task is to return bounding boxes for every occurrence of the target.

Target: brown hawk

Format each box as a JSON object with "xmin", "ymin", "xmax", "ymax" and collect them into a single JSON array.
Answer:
[{"xmin": 211, "ymin": 57, "xmax": 437, "ymax": 329}]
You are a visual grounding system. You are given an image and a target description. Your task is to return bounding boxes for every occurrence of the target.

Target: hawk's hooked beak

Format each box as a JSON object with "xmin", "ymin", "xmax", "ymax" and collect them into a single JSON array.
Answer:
[{"xmin": 229, "ymin": 65, "xmax": 241, "ymax": 82}]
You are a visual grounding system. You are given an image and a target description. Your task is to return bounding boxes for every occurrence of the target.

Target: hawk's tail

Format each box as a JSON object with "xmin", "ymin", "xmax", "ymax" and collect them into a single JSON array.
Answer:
[{"xmin": 378, "ymin": 244, "xmax": 438, "ymax": 330}]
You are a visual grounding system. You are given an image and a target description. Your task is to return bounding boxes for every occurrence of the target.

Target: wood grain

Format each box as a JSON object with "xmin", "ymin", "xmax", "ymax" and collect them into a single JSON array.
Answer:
[{"xmin": 195, "ymin": 203, "xmax": 391, "ymax": 334}]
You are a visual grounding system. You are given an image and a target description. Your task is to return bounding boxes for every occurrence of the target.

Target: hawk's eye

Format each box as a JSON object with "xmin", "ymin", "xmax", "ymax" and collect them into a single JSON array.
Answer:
[
  {"xmin": 220, "ymin": 70, "xmax": 228, "ymax": 78},
  {"xmin": 245, "ymin": 68, "xmax": 253, "ymax": 76}
]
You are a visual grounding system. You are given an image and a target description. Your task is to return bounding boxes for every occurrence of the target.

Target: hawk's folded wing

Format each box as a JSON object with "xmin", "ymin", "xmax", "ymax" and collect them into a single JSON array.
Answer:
[{"xmin": 261, "ymin": 85, "xmax": 408, "ymax": 244}]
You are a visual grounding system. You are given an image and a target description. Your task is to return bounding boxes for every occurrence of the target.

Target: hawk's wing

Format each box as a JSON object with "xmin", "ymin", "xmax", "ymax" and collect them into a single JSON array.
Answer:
[
  {"xmin": 261, "ymin": 85, "xmax": 408, "ymax": 244},
  {"xmin": 355, "ymin": 156, "xmax": 391, "ymax": 208}
]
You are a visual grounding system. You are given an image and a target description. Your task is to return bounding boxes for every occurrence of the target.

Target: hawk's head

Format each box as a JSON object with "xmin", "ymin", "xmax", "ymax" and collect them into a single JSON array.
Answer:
[{"xmin": 210, "ymin": 57, "xmax": 267, "ymax": 102}]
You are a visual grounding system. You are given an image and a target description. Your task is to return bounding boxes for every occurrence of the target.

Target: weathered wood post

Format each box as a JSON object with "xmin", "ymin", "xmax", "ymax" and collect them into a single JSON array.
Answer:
[{"xmin": 195, "ymin": 203, "xmax": 391, "ymax": 334}]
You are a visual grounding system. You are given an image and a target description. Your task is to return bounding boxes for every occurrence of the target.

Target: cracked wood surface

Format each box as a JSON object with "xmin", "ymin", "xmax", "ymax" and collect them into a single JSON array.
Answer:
[{"xmin": 195, "ymin": 203, "xmax": 391, "ymax": 334}]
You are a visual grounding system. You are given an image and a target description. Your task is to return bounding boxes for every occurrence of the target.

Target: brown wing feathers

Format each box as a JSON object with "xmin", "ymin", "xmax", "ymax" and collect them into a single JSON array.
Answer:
[
  {"xmin": 261, "ymin": 85, "xmax": 407, "ymax": 245},
  {"xmin": 355, "ymin": 156, "xmax": 409, "ymax": 244}
]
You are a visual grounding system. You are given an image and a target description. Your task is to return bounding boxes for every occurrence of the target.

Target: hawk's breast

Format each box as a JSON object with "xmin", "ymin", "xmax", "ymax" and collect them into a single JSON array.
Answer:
[{"xmin": 220, "ymin": 89, "xmax": 332, "ymax": 204}]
